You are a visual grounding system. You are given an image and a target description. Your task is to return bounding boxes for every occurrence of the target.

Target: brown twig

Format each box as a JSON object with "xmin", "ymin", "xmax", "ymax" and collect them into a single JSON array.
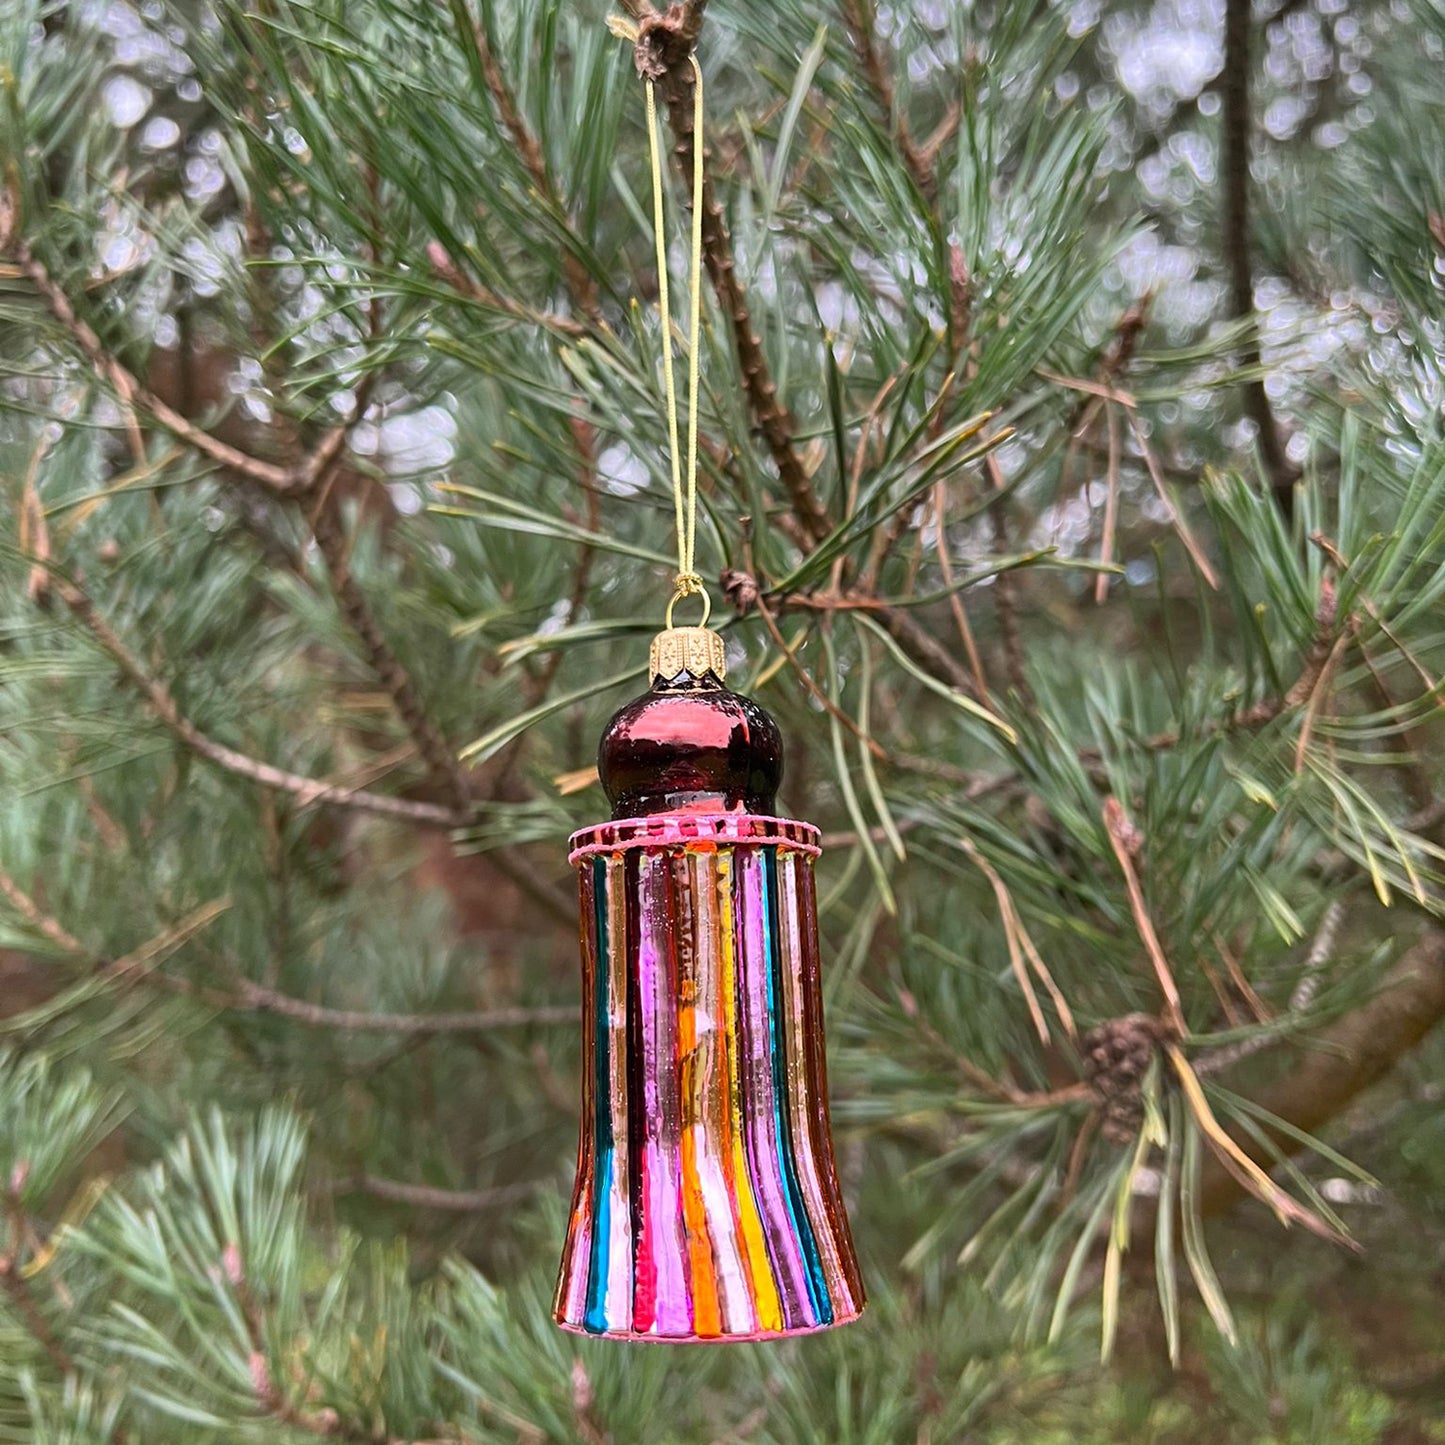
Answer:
[
  {"xmin": 1126, "ymin": 409, "xmax": 1220, "ymax": 588},
  {"xmin": 425, "ymin": 241, "xmax": 588, "ymax": 338},
  {"xmin": 931, "ymin": 479, "xmax": 990, "ymax": 696},
  {"xmin": 752, "ymin": 595, "xmax": 888, "ymax": 760},
  {"xmin": 1195, "ymin": 900, "xmax": 1346, "ymax": 1076},
  {"xmin": 455, "ymin": 1, "xmax": 602, "ymax": 327},
  {"xmin": 917, "ymin": 102, "xmax": 962, "ymax": 170},
  {"xmin": 641, "ymin": 15, "xmax": 832, "ymax": 544},
  {"xmin": 47, "ymin": 565, "xmax": 470, "ymax": 829},
  {"xmin": 0, "ymin": 864, "xmax": 572, "ymax": 1044},
  {"xmin": 1102, "ymin": 798, "xmax": 1187, "ymax": 1036},
  {"xmin": 1221, "ymin": 0, "xmax": 1298, "ymax": 510},
  {"xmin": 1199, "ymin": 928, "xmax": 1445, "ymax": 1216},
  {"xmin": 326, "ymin": 1175, "xmax": 545, "ymax": 1212},
  {"xmin": 227, "ymin": 981, "xmax": 575, "ymax": 1035},
  {"xmin": 839, "ymin": 0, "xmax": 936, "ymax": 202},
  {"xmin": 1058, "ymin": 1109, "xmax": 1100, "ymax": 1212},
  {"xmin": 0, "ymin": 868, "xmax": 84, "ymax": 955},
  {"xmin": 876, "ymin": 602, "xmax": 980, "ymax": 693},
  {"xmin": 234, "ymin": 1254, "xmax": 380, "ymax": 1441},
  {"xmin": 958, "ymin": 836, "xmax": 1076, "ymax": 1043},
  {"xmin": 1169, "ymin": 1043, "xmax": 1353, "ymax": 1245},
  {"xmin": 0, "ymin": 201, "xmax": 334, "ymax": 495},
  {"xmin": 1310, "ymin": 532, "xmax": 1440, "ymax": 695},
  {"xmin": 1214, "ymin": 934, "xmax": 1275, "ymax": 1024},
  {"xmin": 1, "ymin": 1190, "xmax": 76, "ymax": 1377},
  {"xmin": 309, "ymin": 496, "xmax": 474, "ymax": 813}
]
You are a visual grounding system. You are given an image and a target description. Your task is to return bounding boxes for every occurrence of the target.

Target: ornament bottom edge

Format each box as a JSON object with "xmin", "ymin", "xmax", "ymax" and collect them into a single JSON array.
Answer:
[{"xmin": 553, "ymin": 1305, "xmax": 865, "ymax": 1344}]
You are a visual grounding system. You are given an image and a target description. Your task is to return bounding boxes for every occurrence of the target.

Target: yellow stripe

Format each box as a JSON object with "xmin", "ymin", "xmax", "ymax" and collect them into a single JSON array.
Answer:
[
  {"xmin": 676, "ymin": 858, "xmax": 721, "ymax": 1334},
  {"xmin": 717, "ymin": 850, "xmax": 783, "ymax": 1331}
]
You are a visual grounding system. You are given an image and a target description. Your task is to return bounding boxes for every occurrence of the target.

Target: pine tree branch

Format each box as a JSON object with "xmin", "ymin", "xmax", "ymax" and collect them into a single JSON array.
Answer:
[
  {"xmin": 630, "ymin": 11, "xmax": 987, "ymax": 699},
  {"xmin": 235, "ymin": 1261, "xmax": 392, "ymax": 1442},
  {"xmin": 0, "ymin": 196, "xmax": 340, "ymax": 495},
  {"xmin": 1221, "ymin": 0, "xmax": 1298, "ymax": 508},
  {"xmin": 0, "ymin": 863, "xmax": 571, "ymax": 1038},
  {"xmin": 452, "ymin": 0, "xmax": 603, "ymax": 328},
  {"xmin": 874, "ymin": 600, "xmax": 980, "ymax": 693},
  {"xmin": 434, "ymin": 18, "xmax": 607, "ymax": 746},
  {"xmin": 45, "ymin": 566, "xmax": 471, "ymax": 830},
  {"xmin": 1, "ymin": 1192, "xmax": 76, "ymax": 1378},
  {"xmin": 1103, "ymin": 799, "xmax": 1187, "ymax": 1036},
  {"xmin": 839, "ymin": 0, "xmax": 936, "ymax": 202},
  {"xmin": 1200, "ymin": 927, "xmax": 1445, "ymax": 1216},
  {"xmin": 309, "ymin": 494, "xmax": 475, "ymax": 814},
  {"xmin": 227, "ymin": 981, "xmax": 576, "ymax": 1034},
  {"xmin": 638, "ymin": 12, "xmax": 832, "ymax": 545},
  {"xmin": 325, "ymin": 1175, "xmax": 545, "ymax": 1212},
  {"xmin": 237, "ymin": 189, "xmax": 475, "ymax": 828},
  {"xmin": 917, "ymin": 102, "xmax": 962, "ymax": 169},
  {"xmin": 0, "ymin": 868, "xmax": 84, "ymax": 954},
  {"xmin": 1195, "ymin": 898, "xmax": 1346, "ymax": 1076},
  {"xmin": 424, "ymin": 242, "xmax": 588, "ymax": 338}
]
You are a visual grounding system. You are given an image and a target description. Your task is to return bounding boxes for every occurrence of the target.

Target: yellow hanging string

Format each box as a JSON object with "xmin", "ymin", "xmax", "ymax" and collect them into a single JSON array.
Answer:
[{"xmin": 643, "ymin": 58, "xmax": 709, "ymax": 630}]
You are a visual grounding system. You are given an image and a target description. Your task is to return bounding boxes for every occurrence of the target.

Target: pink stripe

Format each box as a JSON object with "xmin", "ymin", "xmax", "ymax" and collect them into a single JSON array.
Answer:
[
  {"xmin": 733, "ymin": 849, "xmax": 811, "ymax": 1327},
  {"xmin": 690, "ymin": 851, "xmax": 756, "ymax": 1332},
  {"xmin": 637, "ymin": 853, "xmax": 691, "ymax": 1334},
  {"xmin": 602, "ymin": 857, "xmax": 632, "ymax": 1328}
]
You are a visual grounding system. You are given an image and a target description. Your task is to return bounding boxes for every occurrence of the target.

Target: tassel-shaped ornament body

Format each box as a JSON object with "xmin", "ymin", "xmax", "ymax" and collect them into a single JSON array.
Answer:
[{"xmin": 554, "ymin": 627, "xmax": 864, "ymax": 1342}]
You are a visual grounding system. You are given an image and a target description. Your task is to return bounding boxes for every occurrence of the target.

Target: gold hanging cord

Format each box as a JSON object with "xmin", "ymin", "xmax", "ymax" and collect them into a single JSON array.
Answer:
[{"xmin": 638, "ymin": 52, "xmax": 708, "ymax": 629}]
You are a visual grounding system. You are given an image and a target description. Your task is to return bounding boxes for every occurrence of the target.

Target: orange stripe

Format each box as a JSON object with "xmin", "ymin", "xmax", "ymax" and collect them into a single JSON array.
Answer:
[
  {"xmin": 675, "ymin": 855, "xmax": 721, "ymax": 1336},
  {"xmin": 717, "ymin": 850, "xmax": 784, "ymax": 1332}
]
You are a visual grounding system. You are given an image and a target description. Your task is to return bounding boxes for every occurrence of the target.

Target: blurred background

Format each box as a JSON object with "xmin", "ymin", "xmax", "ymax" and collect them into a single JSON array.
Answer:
[{"xmin": 0, "ymin": 0, "xmax": 1443, "ymax": 1439}]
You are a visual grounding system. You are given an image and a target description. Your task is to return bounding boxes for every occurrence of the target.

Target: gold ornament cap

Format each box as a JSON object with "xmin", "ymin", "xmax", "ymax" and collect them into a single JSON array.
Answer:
[{"xmin": 650, "ymin": 626, "xmax": 726, "ymax": 683}]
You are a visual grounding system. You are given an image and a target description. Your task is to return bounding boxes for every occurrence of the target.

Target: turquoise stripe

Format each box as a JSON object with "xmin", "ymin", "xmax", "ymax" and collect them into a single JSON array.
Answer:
[
  {"xmin": 584, "ymin": 856, "xmax": 612, "ymax": 1333},
  {"xmin": 762, "ymin": 848, "xmax": 832, "ymax": 1324}
]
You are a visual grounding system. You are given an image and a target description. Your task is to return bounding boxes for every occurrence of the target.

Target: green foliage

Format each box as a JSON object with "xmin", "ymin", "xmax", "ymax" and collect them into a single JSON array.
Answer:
[{"xmin": 0, "ymin": 0, "xmax": 1443, "ymax": 1437}]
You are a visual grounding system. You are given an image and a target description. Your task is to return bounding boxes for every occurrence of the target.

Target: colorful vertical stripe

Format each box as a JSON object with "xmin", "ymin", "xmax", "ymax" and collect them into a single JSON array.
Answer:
[{"xmin": 556, "ymin": 814, "xmax": 864, "ymax": 1342}]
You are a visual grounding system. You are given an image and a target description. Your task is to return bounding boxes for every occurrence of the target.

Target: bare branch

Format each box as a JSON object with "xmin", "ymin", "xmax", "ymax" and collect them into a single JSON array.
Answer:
[
  {"xmin": 1103, "ymin": 798, "xmax": 1187, "ymax": 1036},
  {"xmin": 48, "ymin": 567, "xmax": 470, "ymax": 829},
  {"xmin": 1, "ymin": 210, "xmax": 334, "ymax": 495},
  {"xmin": 454, "ymin": 0, "xmax": 603, "ymax": 327},
  {"xmin": 1201, "ymin": 927, "xmax": 1445, "ymax": 1217},
  {"xmin": 325, "ymin": 1174, "xmax": 545, "ymax": 1212},
  {"xmin": 0, "ymin": 864, "xmax": 571, "ymax": 1040},
  {"xmin": 1221, "ymin": 0, "xmax": 1298, "ymax": 508},
  {"xmin": 839, "ymin": 0, "xmax": 936, "ymax": 201},
  {"xmin": 643, "ymin": 18, "xmax": 832, "ymax": 544},
  {"xmin": 228, "ymin": 980, "xmax": 575, "ymax": 1034}
]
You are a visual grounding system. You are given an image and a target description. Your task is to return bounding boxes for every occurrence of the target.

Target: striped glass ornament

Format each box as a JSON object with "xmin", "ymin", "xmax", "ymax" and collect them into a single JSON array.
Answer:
[{"xmin": 554, "ymin": 627, "xmax": 864, "ymax": 1342}]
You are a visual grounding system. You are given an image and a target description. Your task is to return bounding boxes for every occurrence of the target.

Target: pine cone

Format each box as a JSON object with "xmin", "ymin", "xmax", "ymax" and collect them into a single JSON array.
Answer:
[
  {"xmin": 721, "ymin": 568, "xmax": 760, "ymax": 614},
  {"xmin": 1082, "ymin": 1013, "xmax": 1166, "ymax": 1144}
]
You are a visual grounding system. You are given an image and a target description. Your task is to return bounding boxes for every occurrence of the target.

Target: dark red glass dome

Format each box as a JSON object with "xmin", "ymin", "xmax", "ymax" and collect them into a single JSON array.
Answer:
[{"xmin": 598, "ymin": 668, "xmax": 783, "ymax": 819}]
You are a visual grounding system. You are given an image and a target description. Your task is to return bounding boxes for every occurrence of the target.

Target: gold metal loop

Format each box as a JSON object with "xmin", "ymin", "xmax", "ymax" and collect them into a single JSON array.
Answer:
[{"xmin": 665, "ymin": 580, "xmax": 711, "ymax": 631}]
